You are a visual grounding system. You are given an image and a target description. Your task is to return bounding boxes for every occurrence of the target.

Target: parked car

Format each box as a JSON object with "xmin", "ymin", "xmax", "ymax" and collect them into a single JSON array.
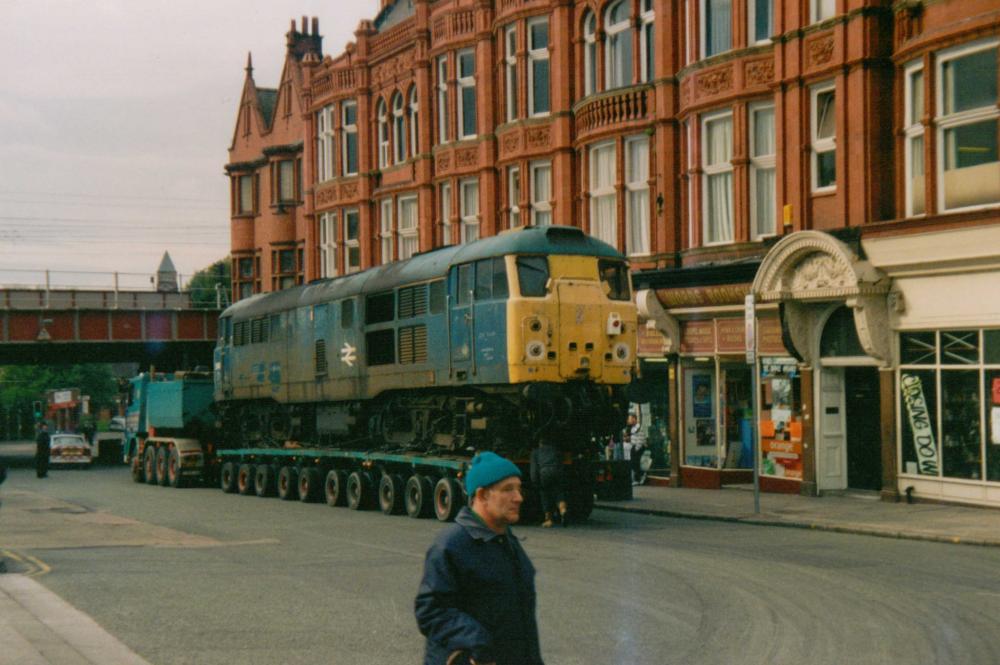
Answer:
[
  {"xmin": 108, "ymin": 416, "xmax": 126, "ymax": 432},
  {"xmin": 49, "ymin": 434, "xmax": 93, "ymax": 467}
]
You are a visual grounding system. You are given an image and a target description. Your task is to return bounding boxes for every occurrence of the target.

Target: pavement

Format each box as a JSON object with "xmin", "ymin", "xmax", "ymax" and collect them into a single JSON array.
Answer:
[{"xmin": 596, "ymin": 480, "xmax": 1000, "ymax": 548}]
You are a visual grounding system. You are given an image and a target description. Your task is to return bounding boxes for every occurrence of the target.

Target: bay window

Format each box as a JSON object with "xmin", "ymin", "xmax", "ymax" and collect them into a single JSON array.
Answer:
[
  {"xmin": 703, "ymin": 0, "xmax": 732, "ymax": 58},
  {"xmin": 319, "ymin": 211, "xmax": 337, "ymax": 278},
  {"xmin": 528, "ymin": 18, "xmax": 550, "ymax": 116},
  {"xmin": 458, "ymin": 49, "xmax": 477, "ymax": 139},
  {"xmin": 640, "ymin": 0, "xmax": 655, "ymax": 83},
  {"xmin": 904, "ymin": 63, "xmax": 925, "ymax": 216},
  {"xmin": 583, "ymin": 12, "xmax": 597, "ymax": 96},
  {"xmin": 343, "ymin": 209, "xmax": 360, "ymax": 274},
  {"xmin": 236, "ymin": 174, "xmax": 255, "ymax": 215},
  {"xmin": 505, "ymin": 25, "xmax": 518, "ymax": 122},
  {"xmin": 342, "ymin": 100, "xmax": 358, "ymax": 176},
  {"xmin": 437, "ymin": 55, "xmax": 449, "ymax": 144},
  {"xmin": 440, "ymin": 182, "xmax": 453, "ymax": 245},
  {"xmin": 460, "ymin": 178, "xmax": 480, "ymax": 243},
  {"xmin": 530, "ymin": 161, "xmax": 552, "ymax": 227},
  {"xmin": 316, "ymin": 104, "xmax": 336, "ymax": 182},
  {"xmin": 625, "ymin": 137, "xmax": 650, "ymax": 255},
  {"xmin": 589, "ymin": 142, "xmax": 617, "ymax": 246},
  {"xmin": 750, "ymin": 103, "xmax": 776, "ymax": 238},
  {"xmin": 605, "ymin": 1, "xmax": 632, "ymax": 90},
  {"xmin": 702, "ymin": 111, "xmax": 734, "ymax": 244},
  {"xmin": 398, "ymin": 196, "xmax": 418, "ymax": 260},
  {"xmin": 750, "ymin": 0, "xmax": 772, "ymax": 44},
  {"xmin": 380, "ymin": 199, "xmax": 393, "ymax": 264}
]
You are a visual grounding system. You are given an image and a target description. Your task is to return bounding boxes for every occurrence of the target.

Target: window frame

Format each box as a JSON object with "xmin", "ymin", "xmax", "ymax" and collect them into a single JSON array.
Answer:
[
  {"xmin": 408, "ymin": 86, "xmax": 419, "ymax": 157},
  {"xmin": 440, "ymin": 181, "xmax": 453, "ymax": 245},
  {"xmin": 342, "ymin": 100, "xmax": 359, "ymax": 176},
  {"xmin": 392, "ymin": 92, "xmax": 407, "ymax": 164},
  {"xmin": 749, "ymin": 101, "xmax": 777, "ymax": 239},
  {"xmin": 748, "ymin": 0, "xmax": 772, "ymax": 45},
  {"xmin": 904, "ymin": 61, "xmax": 926, "ymax": 218},
  {"xmin": 377, "ymin": 98, "xmax": 390, "ymax": 169},
  {"xmin": 505, "ymin": 24, "xmax": 519, "ymax": 122},
  {"xmin": 530, "ymin": 160, "xmax": 552, "ymax": 227},
  {"xmin": 702, "ymin": 0, "xmax": 733, "ymax": 59},
  {"xmin": 275, "ymin": 158, "xmax": 296, "ymax": 204},
  {"xmin": 236, "ymin": 173, "xmax": 255, "ymax": 215},
  {"xmin": 527, "ymin": 17, "xmax": 550, "ymax": 116},
  {"xmin": 436, "ymin": 55, "xmax": 449, "ymax": 145},
  {"xmin": 457, "ymin": 49, "xmax": 477, "ymax": 140},
  {"xmin": 589, "ymin": 141, "xmax": 618, "ymax": 247},
  {"xmin": 605, "ymin": 1, "xmax": 633, "ymax": 90},
  {"xmin": 811, "ymin": 82, "xmax": 837, "ymax": 193},
  {"xmin": 343, "ymin": 208, "xmax": 361, "ymax": 274},
  {"xmin": 811, "ymin": 0, "xmax": 836, "ymax": 24},
  {"xmin": 459, "ymin": 177, "xmax": 480, "ymax": 244},
  {"xmin": 640, "ymin": 0, "xmax": 656, "ymax": 83},
  {"xmin": 319, "ymin": 211, "xmax": 338, "ymax": 278},
  {"xmin": 701, "ymin": 109, "xmax": 735, "ymax": 245},
  {"xmin": 397, "ymin": 195, "xmax": 419, "ymax": 260},
  {"xmin": 316, "ymin": 104, "xmax": 336, "ymax": 182},
  {"xmin": 583, "ymin": 12, "xmax": 597, "ymax": 96},
  {"xmin": 380, "ymin": 198, "xmax": 394, "ymax": 265},
  {"xmin": 625, "ymin": 135, "xmax": 650, "ymax": 256}
]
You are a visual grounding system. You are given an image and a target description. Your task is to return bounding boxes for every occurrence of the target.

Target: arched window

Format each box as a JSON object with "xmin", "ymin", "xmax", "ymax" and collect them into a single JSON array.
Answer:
[
  {"xmin": 605, "ymin": 1, "xmax": 632, "ymax": 90},
  {"xmin": 392, "ymin": 93, "xmax": 406, "ymax": 164},
  {"xmin": 377, "ymin": 98, "xmax": 389, "ymax": 168},
  {"xmin": 583, "ymin": 12, "xmax": 597, "ymax": 96},
  {"xmin": 408, "ymin": 87, "xmax": 419, "ymax": 157}
]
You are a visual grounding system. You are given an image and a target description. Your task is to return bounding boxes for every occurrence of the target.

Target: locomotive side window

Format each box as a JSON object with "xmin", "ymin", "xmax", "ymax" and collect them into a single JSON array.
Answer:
[
  {"xmin": 474, "ymin": 257, "xmax": 509, "ymax": 300},
  {"xmin": 492, "ymin": 257, "xmax": 509, "ymax": 299},
  {"xmin": 366, "ymin": 292, "xmax": 395, "ymax": 324},
  {"xmin": 598, "ymin": 259, "xmax": 630, "ymax": 301},
  {"xmin": 367, "ymin": 329, "xmax": 395, "ymax": 365},
  {"xmin": 457, "ymin": 264, "xmax": 473, "ymax": 305},
  {"xmin": 340, "ymin": 299, "xmax": 355, "ymax": 328},
  {"xmin": 516, "ymin": 256, "xmax": 549, "ymax": 297},
  {"xmin": 429, "ymin": 280, "xmax": 445, "ymax": 314}
]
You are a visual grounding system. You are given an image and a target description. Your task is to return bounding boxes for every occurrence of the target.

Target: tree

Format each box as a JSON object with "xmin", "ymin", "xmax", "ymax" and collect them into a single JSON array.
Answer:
[
  {"xmin": 185, "ymin": 257, "xmax": 231, "ymax": 309},
  {"xmin": 0, "ymin": 364, "xmax": 118, "ymax": 439}
]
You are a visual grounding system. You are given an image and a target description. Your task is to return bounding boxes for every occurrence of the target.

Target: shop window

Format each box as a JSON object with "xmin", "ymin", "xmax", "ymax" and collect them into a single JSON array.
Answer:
[
  {"xmin": 505, "ymin": 25, "xmax": 518, "ymax": 122},
  {"xmin": 458, "ymin": 49, "xmax": 477, "ymax": 139},
  {"xmin": 380, "ymin": 199, "xmax": 393, "ymax": 264},
  {"xmin": 985, "ymin": 369, "xmax": 1000, "ymax": 481},
  {"xmin": 703, "ymin": 111, "xmax": 734, "ymax": 244},
  {"xmin": 530, "ymin": 161, "xmax": 551, "ymax": 227},
  {"xmin": 436, "ymin": 55, "xmax": 449, "ymax": 144},
  {"xmin": 684, "ymin": 367, "xmax": 717, "ymax": 467},
  {"xmin": 343, "ymin": 209, "xmax": 360, "ymax": 274},
  {"xmin": 640, "ymin": 0, "xmax": 655, "ymax": 82},
  {"xmin": 319, "ymin": 211, "xmax": 337, "ymax": 278},
  {"xmin": 820, "ymin": 307, "xmax": 865, "ymax": 358},
  {"xmin": 941, "ymin": 330, "xmax": 979, "ymax": 364},
  {"xmin": 398, "ymin": 196, "xmax": 418, "ymax": 260},
  {"xmin": 900, "ymin": 331, "xmax": 936, "ymax": 365},
  {"xmin": 625, "ymin": 136, "xmax": 650, "ymax": 255},
  {"xmin": 942, "ymin": 370, "xmax": 982, "ymax": 479},
  {"xmin": 703, "ymin": 0, "xmax": 732, "ymax": 58},
  {"xmin": 984, "ymin": 330, "xmax": 1000, "ymax": 364},
  {"xmin": 583, "ymin": 12, "xmax": 597, "ymax": 96},
  {"xmin": 605, "ymin": 1, "xmax": 632, "ymax": 89},
  {"xmin": 316, "ymin": 104, "xmax": 336, "ymax": 182},
  {"xmin": 440, "ymin": 182, "xmax": 453, "ymax": 245},
  {"xmin": 528, "ymin": 17, "xmax": 550, "ymax": 116},
  {"xmin": 460, "ymin": 178, "xmax": 479, "ymax": 243},
  {"xmin": 377, "ymin": 98, "xmax": 390, "ymax": 168},
  {"xmin": 589, "ymin": 141, "xmax": 617, "ymax": 247},
  {"xmin": 937, "ymin": 42, "xmax": 999, "ymax": 211},
  {"xmin": 759, "ymin": 358, "xmax": 803, "ymax": 479},
  {"xmin": 811, "ymin": 84, "xmax": 836, "ymax": 191},
  {"xmin": 342, "ymin": 101, "xmax": 358, "ymax": 176},
  {"xmin": 904, "ymin": 64, "xmax": 925, "ymax": 217},
  {"xmin": 750, "ymin": 103, "xmax": 776, "ymax": 238},
  {"xmin": 393, "ymin": 92, "xmax": 407, "ymax": 164}
]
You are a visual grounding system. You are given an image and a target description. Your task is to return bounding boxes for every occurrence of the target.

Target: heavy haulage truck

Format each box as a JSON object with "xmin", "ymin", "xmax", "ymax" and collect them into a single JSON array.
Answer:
[{"xmin": 126, "ymin": 226, "xmax": 638, "ymax": 521}]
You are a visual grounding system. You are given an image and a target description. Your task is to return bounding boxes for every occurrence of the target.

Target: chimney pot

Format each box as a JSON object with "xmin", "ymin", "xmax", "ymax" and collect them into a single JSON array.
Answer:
[{"xmin": 301, "ymin": 16, "xmax": 307, "ymax": 33}]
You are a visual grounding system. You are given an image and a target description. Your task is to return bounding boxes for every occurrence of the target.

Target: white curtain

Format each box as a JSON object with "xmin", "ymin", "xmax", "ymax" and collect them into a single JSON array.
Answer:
[
  {"xmin": 705, "ymin": 116, "xmax": 733, "ymax": 243},
  {"xmin": 753, "ymin": 168, "xmax": 775, "ymax": 238},
  {"xmin": 627, "ymin": 138, "xmax": 650, "ymax": 255},
  {"xmin": 708, "ymin": 0, "xmax": 732, "ymax": 56}
]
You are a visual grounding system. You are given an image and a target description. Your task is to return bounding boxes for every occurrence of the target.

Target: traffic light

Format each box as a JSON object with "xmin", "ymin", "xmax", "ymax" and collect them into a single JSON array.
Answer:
[{"xmin": 32, "ymin": 401, "xmax": 43, "ymax": 419}]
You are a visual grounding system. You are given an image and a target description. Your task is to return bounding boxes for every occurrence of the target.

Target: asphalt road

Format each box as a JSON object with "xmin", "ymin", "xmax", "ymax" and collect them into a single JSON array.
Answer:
[{"xmin": 2, "ymin": 465, "xmax": 999, "ymax": 665}]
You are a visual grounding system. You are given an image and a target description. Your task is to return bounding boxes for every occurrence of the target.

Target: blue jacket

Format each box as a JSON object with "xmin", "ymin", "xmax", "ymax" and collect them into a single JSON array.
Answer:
[{"xmin": 415, "ymin": 506, "xmax": 544, "ymax": 665}]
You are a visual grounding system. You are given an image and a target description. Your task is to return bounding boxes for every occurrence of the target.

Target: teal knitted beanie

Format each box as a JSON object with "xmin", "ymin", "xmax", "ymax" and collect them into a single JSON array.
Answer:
[{"xmin": 464, "ymin": 452, "xmax": 521, "ymax": 497}]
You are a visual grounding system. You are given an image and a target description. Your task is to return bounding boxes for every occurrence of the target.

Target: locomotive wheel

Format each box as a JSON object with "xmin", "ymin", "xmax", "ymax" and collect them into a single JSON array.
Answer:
[
  {"xmin": 405, "ymin": 474, "xmax": 434, "ymax": 519},
  {"xmin": 167, "ymin": 448, "xmax": 185, "ymax": 488},
  {"xmin": 277, "ymin": 466, "xmax": 299, "ymax": 501},
  {"xmin": 324, "ymin": 469, "xmax": 347, "ymax": 507},
  {"xmin": 131, "ymin": 452, "xmax": 145, "ymax": 483},
  {"xmin": 237, "ymin": 464, "xmax": 255, "ymax": 495},
  {"xmin": 219, "ymin": 461, "xmax": 238, "ymax": 493},
  {"xmin": 433, "ymin": 478, "xmax": 463, "ymax": 522},
  {"xmin": 143, "ymin": 446, "xmax": 158, "ymax": 485},
  {"xmin": 378, "ymin": 474, "xmax": 405, "ymax": 515},
  {"xmin": 298, "ymin": 468, "xmax": 321, "ymax": 503},
  {"xmin": 155, "ymin": 447, "xmax": 170, "ymax": 487},
  {"xmin": 254, "ymin": 465, "xmax": 275, "ymax": 497},
  {"xmin": 346, "ymin": 471, "xmax": 373, "ymax": 510}
]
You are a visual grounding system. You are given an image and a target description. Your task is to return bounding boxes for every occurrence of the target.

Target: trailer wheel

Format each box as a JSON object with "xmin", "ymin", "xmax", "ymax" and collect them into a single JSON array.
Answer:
[
  {"xmin": 346, "ymin": 471, "xmax": 373, "ymax": 510},
  {"xmin": 254, "ymin": 465, "xmax": 275, "ymax": 497},
  {"xmin": 405, "ymin": 474, "xmax": 434, "ymax": 519},
  {"xmin": 156, "ymin": 447, "xmax": 170, "ymax": 487},
  {"xmin": 237, "ymin": 464, "xmax": 255, "ymax": 495},
  {"xmin": 277, "ymin": 466, "xmax": 299, "ymax": 501},
  {"xmin": 433, "ymin": 477, "xmax": 463, "ymax": 522},
  {"xmin": 143, "ymin": 446, "xmax": 158, "ymax": 485},
  {"xmin": 220, "ymin": 462, "xmax": 238, "ymax": 493},
  {"xmin": 378, "ymin": 473, "xmax": 405, "ymax": 515},
  {"xmin": 131, "ymin": 453, "xmax": 145, "ymax": 484},
  {"xmin": 167, "ymin": 449, "xmax": 185, "ymax": 488},
  {"xmin": 324, "ymin": 469, "xmax": 347, "ymax": 507},
  {"xmin": 298, "ymin": 468, "xmax": 321, "ymax": 503}
]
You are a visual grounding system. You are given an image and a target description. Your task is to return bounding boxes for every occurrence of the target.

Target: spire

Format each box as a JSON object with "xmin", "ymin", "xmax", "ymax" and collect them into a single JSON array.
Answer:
[
  {"xmin": 245, "ymin": 52, "xmax": 253, "ymax": 77},
  {"xmin": 156, "ymin": 252, "xmax": 178, "ymax": 293}
]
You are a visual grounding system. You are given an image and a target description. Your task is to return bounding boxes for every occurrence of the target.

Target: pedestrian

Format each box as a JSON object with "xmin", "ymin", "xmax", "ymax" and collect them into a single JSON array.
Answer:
[
  {"xmin": 530, "ymin": 440, "xmax": 567, "ymax": 528},
  {"xmin": 415, "ymin": 452, "xmax": 544, "ymax": 665},
  {"xmin": 626, "ymin": 413, "xmax": 648, "ymax": 486},
  {"xmin": 35, "ymin": 422, "xmax": 51, "ymax": 478}
]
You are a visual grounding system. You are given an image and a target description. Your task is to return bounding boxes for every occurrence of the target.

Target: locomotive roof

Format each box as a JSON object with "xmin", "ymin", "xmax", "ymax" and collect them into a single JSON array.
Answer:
[{"xmin": 222, "ymin": 226, "xmax": 622, "ymax": 321}]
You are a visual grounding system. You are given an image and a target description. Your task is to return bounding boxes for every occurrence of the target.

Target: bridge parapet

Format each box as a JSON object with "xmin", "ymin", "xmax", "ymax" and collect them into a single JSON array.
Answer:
[{"xmin": 1, "ymin": 288, "xmax": 212, "ymax": 311}]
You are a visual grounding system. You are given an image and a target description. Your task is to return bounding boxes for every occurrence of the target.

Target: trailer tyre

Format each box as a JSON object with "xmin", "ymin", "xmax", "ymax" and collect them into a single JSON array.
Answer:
[
  {"xmin": 378, "ymin": 473, "xmax": 405, "ymax": 515},
  {"xmin": 346, "ymin": 471, "xmax": 373, "ymax": 510},
  {"xmin": 324, "ymin": 469, "xmax": 347, "ymax": 507},
  {"xmin": 298, "ymin": 468, "xmax": 321, "ymax": 503},
  {"xmin": 433, "ymin": 478, "xmax": 463, "ymax": 522},
  {"xmin": 277, "ymin": 466, "xmax": 299, "ymax": 501},
  {"xmin": 156, "ymin": 447, "xmax": 170, "ymax": 487},
  {"xmin": 237, "ymin": 464, "xmax": 255, "ymax": 495},
  {"xmin": 219, "ymin": 461, "xmax": 238, "ymax": 493},
  {"xmin": 167, "ymin": 448, "xmax": 185, "ymax": 488},
  {"xmin": 405, "ymin": 474, "xmax": 434, "ymax": 519},
  {"xmin": 254, "ymin": 465, "xmax": 275, "ymax": 497},
  {"xmin": 131, "ymin": 453, "xmax": 145, "ymax": 484},
  {"xmin": 143, "ymin": 446, "xmax": 158, "ymax": 485}
]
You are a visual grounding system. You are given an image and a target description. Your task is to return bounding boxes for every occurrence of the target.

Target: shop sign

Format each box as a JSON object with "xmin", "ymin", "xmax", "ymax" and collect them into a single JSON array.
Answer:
[
  {"xmin": 52, "ymin": 390, "xmax": 74, "ymax": 406},
  {"xmin": 680, "ymin": 320, "xmax": 714, "ymax": 353},
  {"xmin": 762, "ymin": 357, "xmax": 798, "ymax": 377},
  {"xmin": 637, "ymin": 325, "xmax": 671, "ymax": 357},
  {"xmin": 758, "ymin": 316, "xmax": 787, "ymax": 354},
  {"xmin": 900, "ymin": 373, "xmax": 939, "ymax": 475}
]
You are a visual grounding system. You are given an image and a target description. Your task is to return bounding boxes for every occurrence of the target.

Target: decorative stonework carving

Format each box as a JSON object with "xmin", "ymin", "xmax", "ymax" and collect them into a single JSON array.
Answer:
[
  {"xmin": 695, "ymin": 66, "xmax": 733, "ymax": 97},
  {"xmin": 316, "ymin": 184, "xmax": 339, "ymax": 205},
  {"xmin": 340, "ymin": 182, "xmax": 358, "ymax": 199},
  {"xmin": 501, "ymin": 132, "xmax": 520, "ymax": 156},
  {"xmin": 526, "ymin": 126, "xmax": 550, "ymax": 149},
  {"xmin": 680, "ymin": 79, "xmax": 692, "ymax": 107},
  {"xmin": 850, "ymin": 295, "xmax": 892, "ymax": 364},
  {"xmin": 455, "ymin": 147, "xmax": 478, "ymax": 168},
  {"xmin": 436, "ymin": 152, "xmax": 452, "ymax": 173},
  {"xmin": 807, "ymin": 35, "xmax": 834, "ymax": 67},
  {"xmin": 789, "ymin": 254, "xmax": 851, "ymax": 293},
  {"xmin": 745, "ymin": 59, "xmax": 774, "ymax": 86},
  {"xmin": 372, "ymin": 53, "xmax": 413, "ymax": 85}
]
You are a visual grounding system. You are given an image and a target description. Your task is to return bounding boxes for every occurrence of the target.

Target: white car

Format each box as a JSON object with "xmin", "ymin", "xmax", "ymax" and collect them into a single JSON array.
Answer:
[{"xmin": 49, "ymin": 434, "xmax": 94, "ymax": 467}]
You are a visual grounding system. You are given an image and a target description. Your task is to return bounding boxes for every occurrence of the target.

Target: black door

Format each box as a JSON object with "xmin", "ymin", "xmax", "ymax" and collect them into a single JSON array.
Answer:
[{"xmin": 845, "ymin": 366, "xmax": 882, "ymax": 491}]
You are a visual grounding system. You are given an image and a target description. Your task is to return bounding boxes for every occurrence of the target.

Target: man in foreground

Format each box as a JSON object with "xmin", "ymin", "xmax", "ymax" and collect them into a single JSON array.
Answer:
[{"xmin": 415, "ymin": 452, "xmax": 544, "ymax": 665}]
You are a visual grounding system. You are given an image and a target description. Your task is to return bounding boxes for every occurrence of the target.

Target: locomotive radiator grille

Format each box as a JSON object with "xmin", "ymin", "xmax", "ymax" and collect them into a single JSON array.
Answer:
[{"xmin": 398, "ymin": 325, "xmax": 428, "ymax": 364}]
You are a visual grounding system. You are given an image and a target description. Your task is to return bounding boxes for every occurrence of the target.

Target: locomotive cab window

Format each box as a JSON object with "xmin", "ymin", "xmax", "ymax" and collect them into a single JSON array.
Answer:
[
  {"xmin": 474, "ymin": 257, "xmax": 509, "ymax": 301},
  {"xmin": 429, "ymin": 280, "xmax": 445, "ymax": 314},
  {"xmin": 599, "ymin": 259, "xmax": 630, "ymax": 301},
  {"xmin": 516, "ymin": 255, "xmax": 549, "ymax": 297},
  {"xmin": 457, "ymin": 264, "xmax": 474, "ymax": 305}
]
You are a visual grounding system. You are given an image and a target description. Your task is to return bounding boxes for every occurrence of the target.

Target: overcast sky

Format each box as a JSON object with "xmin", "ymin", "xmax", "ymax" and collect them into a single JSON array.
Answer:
[{"xmin": 0, "ymin": 0, "xmax": 374, "ymax": 290}]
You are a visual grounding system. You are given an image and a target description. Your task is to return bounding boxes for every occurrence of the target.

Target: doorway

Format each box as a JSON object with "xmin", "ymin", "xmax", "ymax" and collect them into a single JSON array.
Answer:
[{"xmin": 844, "ymin": 366, "xmax": 882, "ymax": 491}]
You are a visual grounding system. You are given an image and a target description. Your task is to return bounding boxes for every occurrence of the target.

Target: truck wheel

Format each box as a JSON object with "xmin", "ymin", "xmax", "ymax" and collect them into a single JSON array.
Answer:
[
  {"xmin": 277, "ymin": 466, "xmax": 299, "ymax": 501},
  {"xmin": 254, "ymin": 465, "xmax": 275, "ymax": 497},
  {"xmin": 143, "ymin": 446, "xmax": 158, "ymax": 485},
  {"xmin": 324, "ymin": 469, "xmax": 347, "ymax": 506},
  {"xmin": 167, "ymin": 449, "xmax": 186, "ymax": 488},
  {"xmin": 156, "ymin": 447, "xmax": 170, "ymax": 487},
  {"xmin": 378, "ymin": 474, "xmax": 405, "ymax": 515},
  {"xmin": 298, "ymin": 468, "xmax": 321, "ymax": 503},
  {"xmin": 405, "ymin": 474, "xmax": 433, "ymax": 519},
  {"xmin": 131, "ymin": 453, "xmax": 145, "ymax": 484},
  {"xmin": 220, "ymin": 462, "xmax": 238, "ymax": 493},
  {"xmin": 346, "ymin": 471, "xmax": 373, "ymax": 510},
  {"xmin": 237, "ymin": 464, "xmax": 255, "ymax": 495},
  {"xmin": 433, "ymin": 478, "xmax": 463, "ymax": 522}
]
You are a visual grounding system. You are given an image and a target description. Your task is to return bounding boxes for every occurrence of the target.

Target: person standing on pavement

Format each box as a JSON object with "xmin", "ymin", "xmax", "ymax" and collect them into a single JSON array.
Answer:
[
  {"xmin": 626, "ymin": 413, "xmax": 648, "ymax": 486},
  {"xmin": 530, "ymin": 440, "xmax": 567, "ymax": 528},
  {"xmin": 35, "ymin": 422, "xmax": 51, "ymax": 478},
  {"xmin": 415, "ymin": 452, "xmax": 544, "ymax": 665}
]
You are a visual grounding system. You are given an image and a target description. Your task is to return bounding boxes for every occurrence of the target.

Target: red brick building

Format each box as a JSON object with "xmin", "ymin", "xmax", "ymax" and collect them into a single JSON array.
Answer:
[{"xmin": 227, "ymin": 1, "xmax": 1000, "ymax": 507}]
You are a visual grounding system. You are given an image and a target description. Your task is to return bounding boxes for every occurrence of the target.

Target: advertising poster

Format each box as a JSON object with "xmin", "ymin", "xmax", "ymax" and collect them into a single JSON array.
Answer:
[{"xmin": 692, "ymin": 374, "xmax": 712, "ymax": 418}]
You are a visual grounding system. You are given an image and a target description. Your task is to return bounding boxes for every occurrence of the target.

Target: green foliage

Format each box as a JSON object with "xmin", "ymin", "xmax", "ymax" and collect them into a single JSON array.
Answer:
[
  {"xmin": 185, "ymin": 257, "xmax": 231, "ymax": 309},
  {"xmin": 0, "ymin": 364, "xmax": 119, "ymax": 439}
]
